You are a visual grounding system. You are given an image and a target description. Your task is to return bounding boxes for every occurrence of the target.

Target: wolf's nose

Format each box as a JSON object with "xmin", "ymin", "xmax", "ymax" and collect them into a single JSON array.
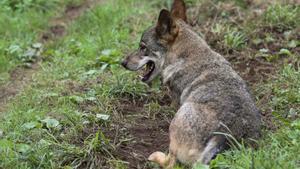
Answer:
[{"xmin": 121, "ymin": 60, "xmax": 128, "ymax": 67}]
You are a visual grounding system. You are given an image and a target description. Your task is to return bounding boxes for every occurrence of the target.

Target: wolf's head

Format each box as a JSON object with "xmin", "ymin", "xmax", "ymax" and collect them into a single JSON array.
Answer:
[{"xmin": 121, "ymin": 0, "xmax": 187, "ymax": 84}]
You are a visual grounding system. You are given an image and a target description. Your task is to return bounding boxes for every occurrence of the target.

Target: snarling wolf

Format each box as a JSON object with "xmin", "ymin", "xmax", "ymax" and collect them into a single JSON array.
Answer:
[{"xmin": 121, "ymin": 0, "xmax": 261, "ymax": 168}]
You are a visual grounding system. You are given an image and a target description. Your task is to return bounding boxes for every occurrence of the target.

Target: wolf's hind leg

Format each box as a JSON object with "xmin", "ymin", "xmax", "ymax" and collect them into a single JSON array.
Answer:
[{"xmin": 197, "ymin": 136, "xmax": 227, "ymax": 165}]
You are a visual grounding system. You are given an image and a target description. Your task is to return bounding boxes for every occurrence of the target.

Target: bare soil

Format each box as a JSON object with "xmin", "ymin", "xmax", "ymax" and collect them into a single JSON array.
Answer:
[
  {"xmin": 0, "ymin": 63, "xmax": 39, "ymax": 112},
  {"xmin": 112, "ymin": 97, "xmax": 172, "ymax": 169}
]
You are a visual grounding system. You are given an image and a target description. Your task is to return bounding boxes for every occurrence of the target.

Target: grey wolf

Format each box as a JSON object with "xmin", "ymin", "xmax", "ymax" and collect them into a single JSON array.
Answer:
[{"xmin": 121, "ymin": 0, "xmax": 261, "ymax": 168}]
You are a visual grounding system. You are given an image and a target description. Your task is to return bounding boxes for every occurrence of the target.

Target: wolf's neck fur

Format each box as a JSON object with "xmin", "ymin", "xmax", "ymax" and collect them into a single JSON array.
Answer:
[{"xmin": 162, "ymin": 23, "xmax": 230, "ymax": 104}]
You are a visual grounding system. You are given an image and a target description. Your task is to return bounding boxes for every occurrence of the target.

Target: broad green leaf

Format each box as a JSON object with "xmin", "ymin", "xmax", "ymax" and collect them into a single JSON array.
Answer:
[
  {"xmin": 41, "ymin": 117, "xmax": 60, "ymax": 128},
  {"xmin": 279, "ymin": 48, "xmax": 292, "ymax": 56},
  {"xmin": 22, "ymin": 121, "xmax": 40, "ymax": 130},
  {"xmin": 16, "ymin": 143, "xmax": 31, "ymax": 153}
]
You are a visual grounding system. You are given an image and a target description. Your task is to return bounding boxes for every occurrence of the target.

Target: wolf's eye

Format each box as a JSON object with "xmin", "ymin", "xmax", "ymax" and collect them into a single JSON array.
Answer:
[{"xmin": 140, "ymin": 44, "xmax": 146, "ymax": 51}]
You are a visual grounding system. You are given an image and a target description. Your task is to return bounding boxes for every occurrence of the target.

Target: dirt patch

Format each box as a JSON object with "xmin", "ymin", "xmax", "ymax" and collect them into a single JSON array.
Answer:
[
  {"xmin": 62, "ymin": 84, "xmax": 173, "ymax": 169},
  {"xmin": 111, "ymin": 97, "xmax": 171, "ymax": 169},
  {"xmin": 0, "ymin": 63, "xmax": 39, "ymax": 113},
  {"xmin": 41, "ymin": 0, "xmax": 103, "ymax": 42},
  {"xmin": 227, "ymin": 55, "xmax": 277, "ymax": 84},
  {"xmin": 114, "ymin": 118, "xmax": 169, "ymax": 169}
]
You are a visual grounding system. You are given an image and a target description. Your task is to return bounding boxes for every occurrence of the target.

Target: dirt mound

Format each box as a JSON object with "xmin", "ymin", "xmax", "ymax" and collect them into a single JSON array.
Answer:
[
  {"xmin": 106, "ymin": 95, "xmax": 173, "ymax": 169},
  {"xmin": 115, "ymin": 118, "xmax": 169, "ymax": 169}
]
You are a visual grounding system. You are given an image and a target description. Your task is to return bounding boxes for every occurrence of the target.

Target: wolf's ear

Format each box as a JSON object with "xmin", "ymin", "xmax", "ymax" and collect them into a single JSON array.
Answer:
[
  {"xmin": 156, "ymin": 9, "xmax": 173, "ymax": 36},
  {"xmin": 171, "ymin": 0, "xmax": 187, "ymax": 22},
  {"xmin": 156, "ymin": 9, "xmax": 178, "ymax": 40}
]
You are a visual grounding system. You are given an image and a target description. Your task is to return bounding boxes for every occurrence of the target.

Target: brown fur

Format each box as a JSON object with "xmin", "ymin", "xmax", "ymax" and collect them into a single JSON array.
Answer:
[{"xmin": 121, "ymin": 0, "xmax": 261, "ymax": 168}]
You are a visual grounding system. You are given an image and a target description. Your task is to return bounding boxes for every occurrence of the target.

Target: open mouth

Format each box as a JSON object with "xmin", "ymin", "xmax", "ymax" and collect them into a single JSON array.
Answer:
[{"xmin": 139, "ymin": 61, "xmax": 155, "ymax": 82}]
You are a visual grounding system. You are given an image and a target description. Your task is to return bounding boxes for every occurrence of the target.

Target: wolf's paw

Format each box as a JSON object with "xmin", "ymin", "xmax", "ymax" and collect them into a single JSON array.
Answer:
[{"xmin": 148, "ymin": 151, "xmax": 168, "ymax": 166}]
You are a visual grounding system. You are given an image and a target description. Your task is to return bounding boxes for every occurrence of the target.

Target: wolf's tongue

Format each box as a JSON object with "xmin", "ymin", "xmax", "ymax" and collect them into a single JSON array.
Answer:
[
  {"xmin": 142, "ymin": 73, "xmax": 151, "ymax": 82},
  {"xmin": 140, "ymin": 61, "xmax": 155, "ymax": 82}
]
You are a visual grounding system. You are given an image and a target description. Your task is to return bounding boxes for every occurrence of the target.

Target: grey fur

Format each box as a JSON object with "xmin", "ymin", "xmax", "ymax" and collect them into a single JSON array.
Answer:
[{"xmin": 122, "ymin": 2, "xmax": 261, "ymax": 167}]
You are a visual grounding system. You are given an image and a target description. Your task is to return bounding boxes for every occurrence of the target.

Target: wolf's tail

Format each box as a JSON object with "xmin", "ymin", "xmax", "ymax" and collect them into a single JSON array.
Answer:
[
  {"xmin": 199, "ymin": 135, "xmax": 228, "ymax": 164},
  {"xmin": 148, "ymin": 151, "xmax": 170, "ymax": 167}
]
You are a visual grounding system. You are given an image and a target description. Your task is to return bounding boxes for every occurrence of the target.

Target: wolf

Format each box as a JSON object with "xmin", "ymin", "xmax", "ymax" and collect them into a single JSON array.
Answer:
[{"xmin": 121, "ymin": 0, "xmax": 261, "ymax": 168}]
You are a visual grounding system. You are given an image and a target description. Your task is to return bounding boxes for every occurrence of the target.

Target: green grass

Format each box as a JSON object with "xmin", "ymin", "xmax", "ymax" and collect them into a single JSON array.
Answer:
[
  {"xmin": 264, "ymin": 65, "xmax": 300, "ymax": 122},
  {"xmin": 0, "ymin": 0, "xmax": 79, "ymax": 83},
  {"xmin": 224, "ymin": 28, "xmax": 247, "ymax": 51},
  {"xmin": 264, "ymin": 4, "xmax": 300, "ymax": 30},
  {"xmin": 0, "ymin": 0, "xmax": 158, "ymax": 168},
  {"xmin": 211, "ymin": 124, "xmax": 300, "ymax": 169},
  {"xmin": 210, "ymin": 64, "xmax": 300, "ymax": 169},
  {"xmin": 0, "ymin": 0, "xmax": 299, "ymax": 169}
]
